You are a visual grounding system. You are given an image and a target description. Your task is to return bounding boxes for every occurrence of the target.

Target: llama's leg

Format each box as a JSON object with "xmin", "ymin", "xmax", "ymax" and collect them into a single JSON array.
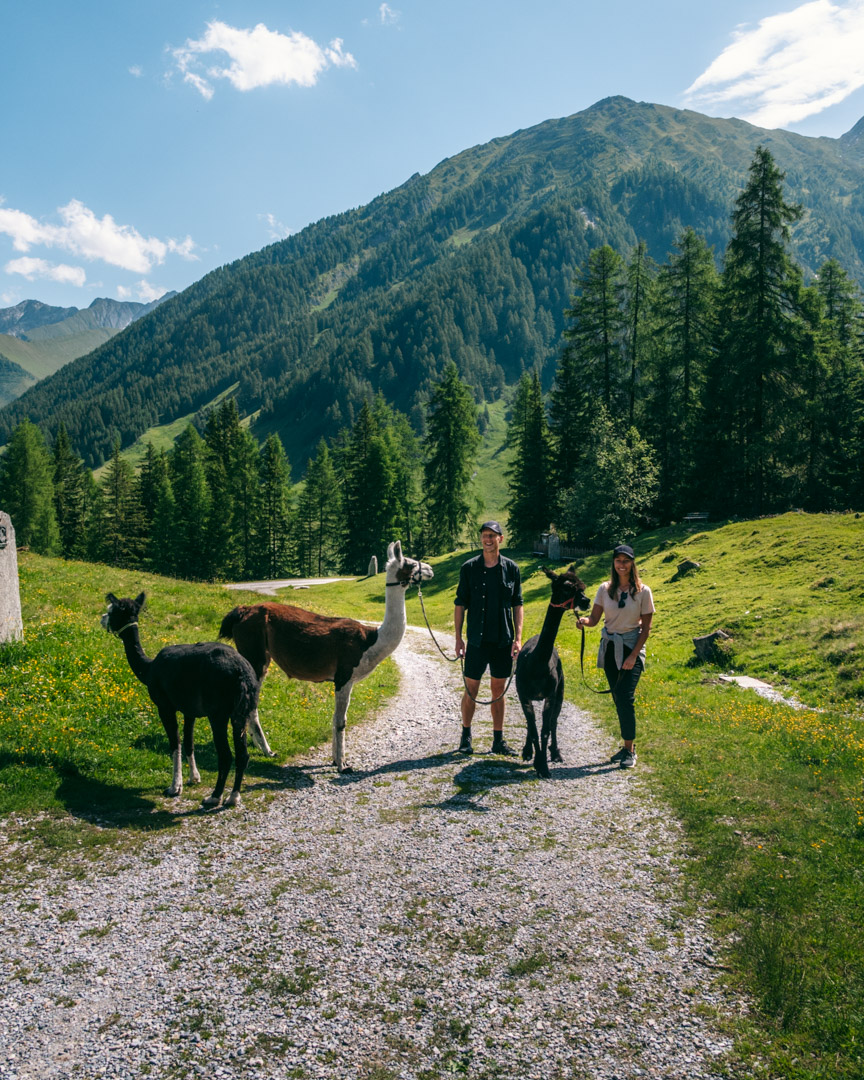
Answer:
[
  {"xmin": 332, "ymin": 684, "xmax": 354, "ymax": 773},
  {"xmin": 534, "ymin": 697, "xmax": 552, "ymax": 779},
  {"xmin": 224, "ymin": 719, "xmax": 250, "ymax": 808},
  {"xmin": 158, "ymin": 707, "xmax": 183, "ymax": 797},
  {"xmin": 247, "ymin": 708, "xmax": 275, "ymax": 757},
  {"xmin": 519, "ymin": 699, "xmax": 539, "ymax": 762},
  {"xmin": 549, "ymin": 682, "xmax": 565, "ymax": 764},
  {"xmin": 182, "ymin": 714, "xmax": 201, "ymax": 784},
  {"xmin": 203, "ymin": 715, "xmax": 232, "ymax": 808}
]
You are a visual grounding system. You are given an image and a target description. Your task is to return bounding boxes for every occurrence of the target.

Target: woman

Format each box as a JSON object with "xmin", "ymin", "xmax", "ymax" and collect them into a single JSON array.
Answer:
[{"xmin": 577, "ymin": 544, "xmax": 654, "ymax": 768}]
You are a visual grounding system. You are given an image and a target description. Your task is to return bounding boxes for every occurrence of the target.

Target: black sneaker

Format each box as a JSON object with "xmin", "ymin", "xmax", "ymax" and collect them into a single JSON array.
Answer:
[
  {"xmin": 458, "ymin": 728, "xmax": 473, "ymax": 755},
  {"xmin": 620, "ymin": 749, "xmax": 637, "ymax": 769},
  {"xmin": 491, "ymin": 736, "xmax": 517, "ymax": 756},
  {"xmin": 610, "ymin": 746, "xmax": 629, "ymax": 764}
]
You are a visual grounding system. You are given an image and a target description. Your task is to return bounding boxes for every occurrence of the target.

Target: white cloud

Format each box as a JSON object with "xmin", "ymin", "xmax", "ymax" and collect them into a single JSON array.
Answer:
[
  {"xmin": 5, "ymin": 257, "xmax": 87, "ymax": 287},
  {"xmin": 684, "ymin": 0, "xmax": 864, "ymax": 128},
  {"xmin": 134, "ymin": 280, "xmax": 165, "ymax": 303},
  {"xmin": 0, "ymin": 198, "xmax": 197, "ymax": 274},
  {"xmin": 259, "ymin": 212, "xmax": 292, "ymax": 241},
  {"xmin": 129, "ymin": 65, "xmax": 143, "ymax": 78},
  {"xmin": 379, "ymin": 3, "xmax": 401, "ymax": 25},
  {"xmin": 172, "ymin": 20, "xmax": 357, "ymax": 99}
]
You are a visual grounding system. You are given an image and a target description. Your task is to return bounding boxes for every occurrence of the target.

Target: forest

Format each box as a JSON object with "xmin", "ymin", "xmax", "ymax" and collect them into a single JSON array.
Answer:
[{"xmin": 1, "ymin": 147, "xmax": 862, "ymax": 577}]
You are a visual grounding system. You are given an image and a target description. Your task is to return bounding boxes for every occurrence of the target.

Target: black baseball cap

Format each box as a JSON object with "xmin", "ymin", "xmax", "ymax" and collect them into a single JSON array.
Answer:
[
  {"xmin": 480, "ymin": 520, "xmax": 503, "ymax": 535},
  {"xmin": 613, "ymin": 544, "xmax": 635, "ymax": 559}
]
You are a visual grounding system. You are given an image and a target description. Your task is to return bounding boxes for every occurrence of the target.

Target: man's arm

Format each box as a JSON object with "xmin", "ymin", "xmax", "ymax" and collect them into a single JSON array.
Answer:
[
  {"xmin": 511, "ymin": 604, "xmax": 523, "ymax": 657},
  {"xmin": 454, "ymin": 604, "xmax": 467, "ymax": 658}
]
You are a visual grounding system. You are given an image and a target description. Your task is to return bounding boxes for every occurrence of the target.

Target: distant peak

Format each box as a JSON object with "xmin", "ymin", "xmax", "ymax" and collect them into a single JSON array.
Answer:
[{"xmin": 840, "ymin": 115, "xmax": 864, "ymax": 145}]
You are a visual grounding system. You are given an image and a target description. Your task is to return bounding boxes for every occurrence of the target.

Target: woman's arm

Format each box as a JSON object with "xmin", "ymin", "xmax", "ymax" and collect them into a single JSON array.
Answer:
[
  {"xmin": 622, "ymin": 612, "xmax": 653, "ymax": 670},
  {"xmin": 577, "ymin": 603, "xmax": 603, "ymax": 629}
]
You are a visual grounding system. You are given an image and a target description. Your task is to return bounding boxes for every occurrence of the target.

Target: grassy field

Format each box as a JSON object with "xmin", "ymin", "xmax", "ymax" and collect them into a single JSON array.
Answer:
[
  {"xmin": 0, "ymin": 557, "xmax": 396, "ymax": 839},
  {"xmin": 2, "ymin": 511, "xmax": 863, "ymax": 1076}
]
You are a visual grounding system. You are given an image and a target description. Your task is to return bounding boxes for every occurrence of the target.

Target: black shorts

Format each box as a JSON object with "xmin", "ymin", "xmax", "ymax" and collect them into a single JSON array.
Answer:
[{"xmin": 463, "ymin": 642, "xmax": 513, "ymax": 681}]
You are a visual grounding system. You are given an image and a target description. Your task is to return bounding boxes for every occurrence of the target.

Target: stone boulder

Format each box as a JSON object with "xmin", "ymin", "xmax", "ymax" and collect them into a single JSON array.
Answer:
[{"xmin": 693, "ymin": 629, "xmax": 732, "ymax": 664}]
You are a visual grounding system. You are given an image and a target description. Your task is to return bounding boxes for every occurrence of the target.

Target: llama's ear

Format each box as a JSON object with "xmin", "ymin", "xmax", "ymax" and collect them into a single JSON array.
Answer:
[
  {"xmin": 135, "ymin": 592, "xmax": 146, "ymax": 610},
  {"xmin": 386, "ymin": 542, "xmax": 395, "ymax": 562},
  {"xmin": 105, "ymin": 592, "xmax": 119, "ymax": 605},
  {"xmin": 393, "ymin": 540, "xmax": 402, "ymax": 561},
  {"xmin": 567, "ymin": 564, "xmax": 577, "ymax": 574},
  {"xmin": 541, "ymin": 566, "xmax": 555, "ymax": 580}
]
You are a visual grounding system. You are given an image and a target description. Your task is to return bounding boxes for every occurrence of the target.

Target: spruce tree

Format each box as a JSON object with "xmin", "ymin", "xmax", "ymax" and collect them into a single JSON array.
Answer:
[
  {"xmin": 297, "ymin": 440, "xmax": 341, "ymax": 576},
  {"xmin": 423, "ymin": 363, "xmax": 480, "ymax": 551},
  {"xmin": 0, "ymin": 419, "xmax": 60, "ymax": 554},
  {"xmin": 257, "ymin": 434, "xmax": 293, "ymax": 578},
  {"xmin": 170, "ymin": 424, "xmax": 212, "ymax": 579},
  {"xmin": 706, "ymin": 146, "xmax": 805, "ymax": 515},
  {"xmin": 621, "ymin": 240, "xmax": 656, "ymax": 425},
  {"xmin": 100, "ymin": 440, "xmax": 145, "ymax": 568},
  {"xmin": 562, "ymin": 245, "xmax": 626, "ymax": 411},
  {"xmin": 339, "ymin": 401, "xmax": 396, "ymax": 573},
  {"xmin": 53, "ymin": 422, "xmax": 89, "ymax": 558},
  {"xmin": 506, "ymin": 370, "xmax": 553, "ymax": 544},
  {"xmin": 648, "ymin": 227, "xmax": 719, "ymax": 516}
]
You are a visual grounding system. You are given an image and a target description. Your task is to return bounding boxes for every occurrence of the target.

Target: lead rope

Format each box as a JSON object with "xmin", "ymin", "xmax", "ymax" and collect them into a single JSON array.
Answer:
[
  {"xmin": 415, "ymin": 585, "xmax": 515, "ymax": 705},
  {"xmin": 577, "ymin": 617, "xmax": 618, "ymax": 697}
]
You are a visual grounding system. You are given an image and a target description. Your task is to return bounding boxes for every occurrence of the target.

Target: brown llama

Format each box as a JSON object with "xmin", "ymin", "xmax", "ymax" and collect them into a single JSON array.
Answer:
[
  {"xmin": 515, "ymin": 566, "xmax": 590, "ymax": 777},
  {"xmin": 219, "ymin": 541, "xmax": 433, "ymax": 772}
]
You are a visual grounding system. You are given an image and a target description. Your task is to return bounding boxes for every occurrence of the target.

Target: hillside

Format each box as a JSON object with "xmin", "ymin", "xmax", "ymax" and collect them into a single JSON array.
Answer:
[
  {"xmin": 0, "ymin": 294, "xmax": 175, "ymax": 405},
  {"xmin": 3, "ymin": 95, "xmax": 864, "ymax": 469}
]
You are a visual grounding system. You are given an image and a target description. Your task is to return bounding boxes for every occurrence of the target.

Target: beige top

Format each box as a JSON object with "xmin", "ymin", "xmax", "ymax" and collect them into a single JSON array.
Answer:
[{"xmin": 593, "ymin": 582, "xmax": 655, "ymax": 634}]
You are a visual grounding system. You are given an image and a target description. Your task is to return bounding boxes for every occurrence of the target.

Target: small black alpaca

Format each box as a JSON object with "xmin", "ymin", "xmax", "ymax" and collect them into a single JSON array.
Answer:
[
  {"xmin": 101, "ymin": 592, "xmax": 273, "ymax": 808},
  {"xmin": 516, "ymin": 566, "xmax": 590, "ymax": 778}
]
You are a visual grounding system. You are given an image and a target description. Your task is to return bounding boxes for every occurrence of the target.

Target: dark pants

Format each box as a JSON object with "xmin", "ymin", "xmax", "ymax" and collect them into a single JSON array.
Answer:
[{"xmin": 604, "ymin": 648, "xmax": 644, "ymax": 743}]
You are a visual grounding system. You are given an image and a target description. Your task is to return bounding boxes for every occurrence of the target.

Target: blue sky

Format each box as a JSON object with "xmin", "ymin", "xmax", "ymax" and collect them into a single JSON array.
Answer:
[{"xmin": 3, "ymin": 0, "xmax": 864, "ymax": 311}]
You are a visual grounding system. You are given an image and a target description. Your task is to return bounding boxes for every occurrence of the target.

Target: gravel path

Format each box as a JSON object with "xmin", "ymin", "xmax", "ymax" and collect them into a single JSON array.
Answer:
[{"xmin": 0, "ymin": 630, "xmax": 744, "ymax": 1080}]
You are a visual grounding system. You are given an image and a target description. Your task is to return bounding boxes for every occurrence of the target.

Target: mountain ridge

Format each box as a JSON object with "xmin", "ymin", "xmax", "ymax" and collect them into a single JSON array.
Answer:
[{"xmin": 2, "ymin": 96, "xmax": 864, "ymax": 467}]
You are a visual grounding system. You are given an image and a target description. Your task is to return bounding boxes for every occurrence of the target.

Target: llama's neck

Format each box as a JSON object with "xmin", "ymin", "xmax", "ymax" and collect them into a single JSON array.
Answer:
[
  {"xmin": 377, "ymin": 581, "xmax": 408, "ymax": 655},
  {"xmin": 532, "ymin": 605, "xmax": 567, "ymax": 666},
  {"xmin": 120, "ymin": 626, "xmax": 153, "ymax": 685}
]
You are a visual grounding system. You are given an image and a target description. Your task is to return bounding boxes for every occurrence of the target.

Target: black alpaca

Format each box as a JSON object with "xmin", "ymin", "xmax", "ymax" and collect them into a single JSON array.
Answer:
[
  {"xmin": 101, "ymin": 592, "xmax": 273, "ymax": 808},
  {"xmin": 516, "ymin": 566, "xmax": 590, "ymax": 778}
]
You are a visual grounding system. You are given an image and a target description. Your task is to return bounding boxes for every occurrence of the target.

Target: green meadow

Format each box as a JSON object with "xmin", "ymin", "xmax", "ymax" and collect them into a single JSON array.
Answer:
[{"xmin": 1, "ymin": 510, "xmax": 863, "ymax": 1076}]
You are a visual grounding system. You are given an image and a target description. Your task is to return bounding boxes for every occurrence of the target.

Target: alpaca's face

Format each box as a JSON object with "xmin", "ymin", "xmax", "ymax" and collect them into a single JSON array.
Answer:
[
  {"xmin": 101, "ymin": 593, "xmax": 145, "ymax": 634},
  {"xmin": 388, "ymin": 550, "xmax": 434, "ymax": 589},
  {"xmin": 546, "ymin": 568, "xmax": 590, "ymax": 611}
]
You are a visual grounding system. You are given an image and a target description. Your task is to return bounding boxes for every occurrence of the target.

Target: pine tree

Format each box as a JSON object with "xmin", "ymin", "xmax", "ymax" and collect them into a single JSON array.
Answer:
[
  {"xmin": 647, "ymin": 227, "xmax": 719, "ymax": 515},
  {"xmin": 548, "ymin": 346, "xmax": 590, "ymax": 529},
  {"xmin": 423, "ymin": 363, "xmax": 480, "ymax": 551},
  {"xmin": 705, "ymin": 147, "xmax": 805, "ymax": 516},
  {"xmin": 257, "ymin": 434, "xmax": 293, "ymax": 578},
  {"xmin": 297, "ymin": 440, "xmax": 341, "ymax": 576},
  {"xmin": 170, "ymin": 424, "xmax": 212, "ymax": 579},
  {"xmin": 562, "ymin": 245, "xmax": 626, "ymax": 412},
  {"xmin": 99, "ymin": 440, "xmax": 146, "ymax": 567},
  {"xmin": 621, "ymin": 240, "xmax": 656, "ymax": 425},
  {"xmin": 53, "ymin": 422, "xmax": 89, "ymax": 558},
  {"xmin": 506, "ymin": 370, "xmax": 553, "ymax": 544},
  {"xmin": 0, "ymin": 419, "xmax": 60, "ymax": 554},
  {"xmin": 339, "ymin": 400, "xmax": 397, "ymax": 573}
]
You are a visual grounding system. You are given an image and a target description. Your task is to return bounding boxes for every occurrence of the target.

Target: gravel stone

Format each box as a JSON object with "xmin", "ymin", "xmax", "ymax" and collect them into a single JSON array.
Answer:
[{"xmin": 0, "ymin": 628, "xmax": 745, "ymax": 1079}]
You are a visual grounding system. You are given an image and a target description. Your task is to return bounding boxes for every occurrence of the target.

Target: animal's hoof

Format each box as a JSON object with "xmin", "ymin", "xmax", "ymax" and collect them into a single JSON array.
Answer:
[
  {"xmin": 202, "ymin": 794, "xmax": 222, "ymax": 808},
  {"xmin": 551, "ymin": 751, "xmax": 563, "ymax": 764},
  {"xmin": 164, "ymin": 787, "xmax": 182, "ymax": 798},
  {"xmin": 521, "ymin": 746, "xmax": 532, "ymax": 762},
  {"xmin": 338, "ymin": 764, "xmax": 354, "ymax": 774},
  {"xmin": 224, "ymin": 792, "xmax": 242, "ymax": 808},
  {"xmin": 265, "ymin": 750, "xmax": 277, "ymax": 759},
  {"xmin": 534, "ymin": 761, "xmax": 550, "ymax": 779},
  {"xmin": 189, "ymin": 773, "xmax": 201, "ymax": 785}
]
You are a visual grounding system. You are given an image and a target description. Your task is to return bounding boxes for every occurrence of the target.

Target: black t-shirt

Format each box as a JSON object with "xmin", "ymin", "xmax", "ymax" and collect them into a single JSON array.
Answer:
[{"xmin": 482, "ymin": 563, "xmax": 502, "ymax": 643}]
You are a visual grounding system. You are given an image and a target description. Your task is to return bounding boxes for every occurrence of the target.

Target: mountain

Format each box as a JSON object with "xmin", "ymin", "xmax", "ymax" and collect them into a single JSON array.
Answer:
[
  {"xmin": 0, "ymin": 293, "xmax": 176, "ymax": 404},
  {"xmin": 2, "ymin": 96, "xmax": 864, "ymax": 468}
]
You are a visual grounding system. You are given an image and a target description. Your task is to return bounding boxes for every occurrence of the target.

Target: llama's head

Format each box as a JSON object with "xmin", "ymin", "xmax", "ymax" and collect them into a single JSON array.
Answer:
[
  {"xmin": 542, "ymin": 565, "xmax": 591, "ymax": 612},
  {"xmin": 101, "ymin": 592, "xmax": 146, "ymax": 636},
  {"xmin": 384, "ymin": 540, "xmax": 434, "ymax": 590}
]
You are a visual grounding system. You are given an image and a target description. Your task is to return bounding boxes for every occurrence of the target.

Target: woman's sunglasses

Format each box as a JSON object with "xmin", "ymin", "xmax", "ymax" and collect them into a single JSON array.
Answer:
[{"xmin": 618, "ymin": 592, "xmax": 629, "ymax": 608}]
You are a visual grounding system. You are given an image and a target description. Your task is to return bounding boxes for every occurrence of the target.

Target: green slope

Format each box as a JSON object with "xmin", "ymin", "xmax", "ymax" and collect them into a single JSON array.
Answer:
[
  {"xmin": 0, "ymin": 327, "xmax": 117, "ymax": 382},
  {"xmin": 3, "ymin": 96, "xmax": 864, "ymax": 468}
]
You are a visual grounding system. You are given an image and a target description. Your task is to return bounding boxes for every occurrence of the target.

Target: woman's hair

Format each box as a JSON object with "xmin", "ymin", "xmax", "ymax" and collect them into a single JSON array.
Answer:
[{"xmin": 608, "ymin": 556, "xmax": 643, "ymax": 600}]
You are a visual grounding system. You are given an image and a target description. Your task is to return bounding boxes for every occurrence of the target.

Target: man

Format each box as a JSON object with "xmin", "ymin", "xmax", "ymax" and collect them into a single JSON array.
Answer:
[{"xmin": 453, "ymin": 520, "xmax": 523, "ymax": 755}]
